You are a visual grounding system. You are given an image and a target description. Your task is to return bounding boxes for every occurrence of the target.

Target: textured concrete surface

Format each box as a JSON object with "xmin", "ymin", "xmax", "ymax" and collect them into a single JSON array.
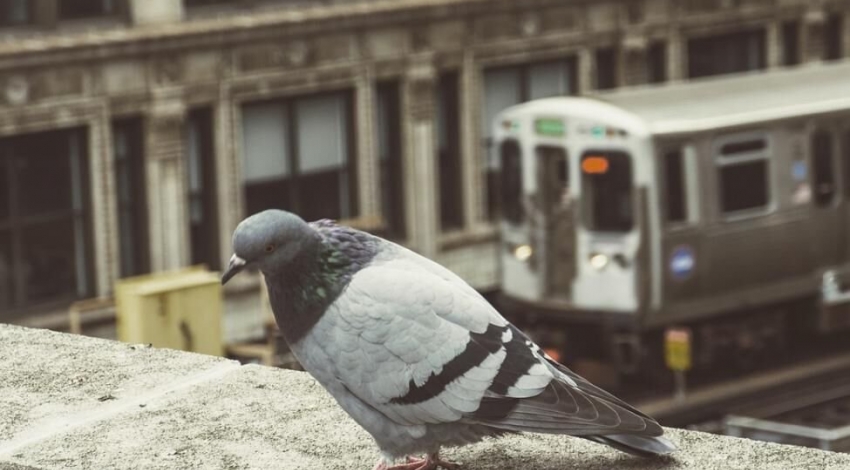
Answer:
[{"xmin": 2, "ymin": 324, "xmax": 849, "ymax": 469}]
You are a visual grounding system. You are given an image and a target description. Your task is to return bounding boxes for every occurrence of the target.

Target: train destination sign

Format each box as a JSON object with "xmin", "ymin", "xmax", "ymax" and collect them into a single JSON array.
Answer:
[{"xmin": 534, "ymin": 117, "xmax": 565, "ymax": 137}]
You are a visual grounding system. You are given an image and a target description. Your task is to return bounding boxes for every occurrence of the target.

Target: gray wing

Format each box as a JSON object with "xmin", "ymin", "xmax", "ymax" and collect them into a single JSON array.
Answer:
[{"xmin": 320, "ymin": 254, "xmax": 664, "ymax": 439}]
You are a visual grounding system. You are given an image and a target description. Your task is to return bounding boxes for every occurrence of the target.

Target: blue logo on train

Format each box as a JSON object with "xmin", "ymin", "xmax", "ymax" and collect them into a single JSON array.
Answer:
[{"xmin": 670, "ymin": 246, "xmax": 695, "ymax": 280}]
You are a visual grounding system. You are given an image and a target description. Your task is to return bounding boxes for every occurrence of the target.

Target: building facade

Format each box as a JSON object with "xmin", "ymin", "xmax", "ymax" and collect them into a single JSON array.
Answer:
[{"xmin": 0, "ymin": 0, "xmax": 848, "ymax": 342}]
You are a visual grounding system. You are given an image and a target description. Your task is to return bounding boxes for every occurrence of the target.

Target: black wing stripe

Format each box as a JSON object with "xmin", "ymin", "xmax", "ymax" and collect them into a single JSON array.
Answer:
[
  {"xmin": 487, "ymin": 325, "xmax": 545, "ymax": 395},
  {"xmin": 390, "ymin": 323, "xmax": 507, "ymax": 405}
]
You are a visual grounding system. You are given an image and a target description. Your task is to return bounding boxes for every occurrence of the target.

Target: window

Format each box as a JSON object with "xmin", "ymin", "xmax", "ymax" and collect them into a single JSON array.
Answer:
[
  {"xmin": 595, "ymin": 47, "xmax": 618, "ymax": 90},
  {"xmin": 647, "ymin": 41, "xmax": 667, "ymax": 84},
  {"xmin": 112, "ymin": 118, "xmax": 149, "ymax": 278},
  {"xmin": 500, "ymin": 140, "xmax": 522, "ymax": 225},
  {"xmin": 782, "ymin": 21, "xmax": 801, "ymax": 66},
  {"xmin": 186, "ymin": 108, "xmax": 220, "ymax": 269},
  {"xmin": 0, "ymin": 128, "xmax": 93, "ymax": 315},
  {"xmin": 242, "ymin": 90, "xmax": 357, "ymax": 222},
  {"xmin": 0, "ymin": 0, "xmax": 29, "ymax": 26},
  {"xmin": 716, "ymin": 134, "xmax": 770, "ymax": 214},
  {"xmin": 375, "ymin": 81, "xmax": 405, "ymax": 240},
  {"xmin": 811, "ymin": 130, "xmax": 836, "ymax": 207},
  {"xmin": 688, "ymin": 29, "xmax": 766, "ymax": 78},
  {"xmin": 663, "ymin": 150, "xmax": 687, "ymax": 223},
  {"xmin": 481, "ymin": 58, "xmax": 577, "ymax": 219},
  {"xmin": 581, "ymin": 151, "xmax": 633, "ymax": 232},
  {"xmin": 59, "ymin": 0, "xmax": 123, "ymax": 20},
  {"xmin": 436, "ymin": 71, "xmax": 463, "ymax": 231},
  {"xmin": 844, "ymin": 130, "xmax": 850, "ymax": 201},
  {"xmin": 825, "ymin": 13, "xmax": 844, "ymax": 61}
]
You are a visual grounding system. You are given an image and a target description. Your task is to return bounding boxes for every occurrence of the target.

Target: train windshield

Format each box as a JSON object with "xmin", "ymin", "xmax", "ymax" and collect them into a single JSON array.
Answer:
[
  {"xmin": 581, "ymin": 150, "xmax": 634, "ymax": 232},
  {"xmin": 500, "ymin": 140, "xmax": 523, "ymax": 224}
]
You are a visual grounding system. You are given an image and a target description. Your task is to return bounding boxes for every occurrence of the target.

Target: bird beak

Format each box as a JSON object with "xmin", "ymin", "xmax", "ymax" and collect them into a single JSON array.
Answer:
[{"xmin": 221, "ymin": 254, "xmax": 247, "ymax": 285}]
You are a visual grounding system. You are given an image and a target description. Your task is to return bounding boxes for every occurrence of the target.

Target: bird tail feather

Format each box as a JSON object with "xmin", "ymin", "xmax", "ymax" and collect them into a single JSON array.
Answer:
[{"xmin": 584, "ymin": 434, "xmax": 677, "ymax": 458}]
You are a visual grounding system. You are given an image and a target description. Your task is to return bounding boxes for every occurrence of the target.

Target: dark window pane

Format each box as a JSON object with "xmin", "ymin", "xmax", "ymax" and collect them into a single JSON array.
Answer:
[
  {"xmin": 16, "ymin": 135, "xmax": 73, "ymax": 216},
  {"xmin": 720, "ymin": 160, "xmax": 769, "ymax": 213},
  {"xmin": 59, "ymin": 0, "xmax": 118, "ymax": 20},
  {"xmin": 647, "ymin": 41, "xmax": 667, "ymax": 84},
  {"xmin": 436, "ymin": 71, "xmax": 464, "ymax": 231},
  {"xmin": 0, "ymin": 158, "xmax": 8, "ymax": 221},
  {"xmin": 245, "ymin": 179, "xmax": 292, "ymax": 217},
  {"xmin": 782, "ymin": 21, "xmax": 800, "ymax": 66},
  {"xmin": 844, "ymin": 130, "xmax": 850, "ymax": 201},
  {"xmin": 21, "ymin": 217, "xmax": 79, "ymax": 304},
  {"xmin": 187, "ymin": 108, "xmax": 219, "ymax": 270},
  {"xmin": 0, "ymin": 0, "xmax": 29, "ymax": 26},
  {"xmin": 596, "ymin": 47, "xmax": 618, "ymax": 90},
  {"xmin": 812, "ymin": 130, "xmax": 836, "ymax": 206},
  {"xmin": 299, "ymin": 170, "xmax": 345, "ymax": 221},
  {"xmin": 664, "ymin": 150, "xmax": 687, "ymax": 222},
  {"xmin": 826, "ymin": 14, "xmax": 844, "ymax": 61},
  {"xmin": 500, "ymin": 140, "xmax": 522, "ymax": 224},
  {"xmin": 688, "ymin": 29, "xmax": 766, "ymax": 78},
  {"xmin": 0, "ymin": 230, "xmax": 10, "ymax": 311},
  {"xmin": 581, "ymin": 151, "xmax": 633, "ymax": 232},
  {"xmin": 376, "ymin": 81, "xmax": 405, "ymax": 240},
  {"xmin": 720, "ymin": 139, "xmax": 766, "ymax": 156},
  {"xmin": 113, "ymin": 118, "xmax": 149, "ymax": 277}
]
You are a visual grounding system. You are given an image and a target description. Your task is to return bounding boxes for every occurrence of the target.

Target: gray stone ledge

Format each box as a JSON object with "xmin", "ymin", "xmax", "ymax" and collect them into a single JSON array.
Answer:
[{"xmin": 1, "ymin": 324, "xmax": 848, "ymax": 470}]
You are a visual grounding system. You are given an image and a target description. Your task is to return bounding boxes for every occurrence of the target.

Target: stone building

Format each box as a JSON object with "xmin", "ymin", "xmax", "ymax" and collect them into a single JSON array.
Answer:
[{"xmin": 0, "ymin": 0, "xmax": 848, "ymax": 343}]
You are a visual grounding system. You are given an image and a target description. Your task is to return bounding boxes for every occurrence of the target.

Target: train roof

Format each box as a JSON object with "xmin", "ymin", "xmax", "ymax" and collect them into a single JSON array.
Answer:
[{"xmin": 591, "ymin": 61, "xmax": 850, "ymax": 136}]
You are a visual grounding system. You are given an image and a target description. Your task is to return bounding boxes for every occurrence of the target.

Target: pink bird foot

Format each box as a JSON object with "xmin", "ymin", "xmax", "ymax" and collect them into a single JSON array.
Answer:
[{"xmin": 373, "ymin": 453, "xmax": 461, "ymax": 470}]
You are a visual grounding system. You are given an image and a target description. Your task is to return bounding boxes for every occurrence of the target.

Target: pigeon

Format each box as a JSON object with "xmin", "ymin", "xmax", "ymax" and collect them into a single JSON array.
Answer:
[{"xmin": 221, "ymin": 209, "xmax": 676, "ymax": 470}]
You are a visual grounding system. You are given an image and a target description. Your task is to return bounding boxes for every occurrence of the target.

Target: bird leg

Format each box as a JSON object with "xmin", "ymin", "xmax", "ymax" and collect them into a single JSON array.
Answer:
[{"xmin": 373, "ymin": 452, "xmax": 460, "ymax": 470}]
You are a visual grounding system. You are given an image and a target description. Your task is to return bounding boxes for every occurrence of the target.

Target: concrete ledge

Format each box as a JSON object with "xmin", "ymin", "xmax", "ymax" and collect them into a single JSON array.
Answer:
[{"xmin": 2, "ymin": 324, "xmax": 849, "ymax": 469}]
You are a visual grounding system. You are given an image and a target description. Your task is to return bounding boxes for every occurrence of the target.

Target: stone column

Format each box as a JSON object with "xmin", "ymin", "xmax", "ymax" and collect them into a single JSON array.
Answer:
[
  {"xmin": 403, "ymin": 56, "xmax": 438, "ymax": 258},
  {"xmin": 459, "ymin": 50, "xmax": 479, "ymax": 229},
  {"xmin": 667, "ymin": 28, "xmax": 685, "ymax": 81},
  {"xmin": 577, "ymin": 48, "xmax": 594, "ymax": 95},
  {"xmin": 214, "ymin": 92, "xmax": 237, "ymax": 271},
  {"xmin": 766, "ymin": 20, "xmax": 781, "ymax": 68},
  {"xmin": 803, "ymin": 9, "xmax": 826, "ymax": 63},
  {"xmin": 622, "ymin": 31, "xmax": 648, "ymax": 86},
  {"xmin": 145, "ymin": 98, "xmax": 190, "ymax": 272},
  {"xmin": 355, "ymin": 65, "xmax": 379, "ymax": 221}
]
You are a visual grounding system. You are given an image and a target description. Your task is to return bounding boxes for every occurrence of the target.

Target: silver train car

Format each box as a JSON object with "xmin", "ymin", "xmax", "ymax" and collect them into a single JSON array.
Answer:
[{"xmin": 492, "ymin": 62, "xmax": 850, "ymax": 379}]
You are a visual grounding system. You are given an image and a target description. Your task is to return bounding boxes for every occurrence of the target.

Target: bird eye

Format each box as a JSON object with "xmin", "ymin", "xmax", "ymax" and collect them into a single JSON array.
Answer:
[{"xmin": 265, "ymin": 244, "xmax": 276, "ymax": 253}]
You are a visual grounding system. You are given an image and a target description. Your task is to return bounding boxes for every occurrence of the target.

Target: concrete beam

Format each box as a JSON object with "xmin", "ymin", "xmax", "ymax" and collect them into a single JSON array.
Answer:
[{"xmin": 2, "ymin": 324, "xmax": 850, "ymax": 469}]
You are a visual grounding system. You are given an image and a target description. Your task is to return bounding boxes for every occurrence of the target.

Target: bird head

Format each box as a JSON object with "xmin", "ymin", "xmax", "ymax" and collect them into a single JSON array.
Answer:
[{"xmin": 221, "ymin": 209, "xmax": 319, "ymax": 285}]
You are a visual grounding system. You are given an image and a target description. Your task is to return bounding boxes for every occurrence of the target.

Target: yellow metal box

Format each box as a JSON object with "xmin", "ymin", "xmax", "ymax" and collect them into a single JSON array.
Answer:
[{"xmin": 115, "ymin": 266, "xmax": 224, "ymax": 357}]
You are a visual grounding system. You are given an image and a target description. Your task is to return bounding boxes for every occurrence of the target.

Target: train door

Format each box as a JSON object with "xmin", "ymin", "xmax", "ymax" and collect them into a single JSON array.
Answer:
[
  {"xmin": 809, "ymin": 124, "xmax": 842, "ymax": 267},
  {"xmin": 573, "ymin": 150, "xmax": 641, "ymax": 312},
  {"xmin": 535, "ymin": 146, "xmax": 573, "ymax": 299},
  {"xmin": 842, "ymin": 127, "xmax": 850, "ymax": 263}
]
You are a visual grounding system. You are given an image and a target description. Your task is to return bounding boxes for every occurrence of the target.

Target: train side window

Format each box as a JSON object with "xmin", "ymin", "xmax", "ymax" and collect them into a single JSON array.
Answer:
[
  {"xmin": 715, "ymin": 133, "xmax": 771, "ymax": 215},
  {"xmin": 663, "ymin": 149, "xmax": 687, "ymax": 223},
  {"xmin": 500, "ymin": 140, "xmax": 523, "ymax": 224},
  {"xmin": 811, "ymin": 130, "xmax": 836, "ymax": 206}
]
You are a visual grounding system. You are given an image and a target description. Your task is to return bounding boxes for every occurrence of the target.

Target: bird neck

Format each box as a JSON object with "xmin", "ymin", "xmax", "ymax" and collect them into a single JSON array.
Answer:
[{"xmin": 264, "ymin": 224, "xmax": 378, "ymax": 345}]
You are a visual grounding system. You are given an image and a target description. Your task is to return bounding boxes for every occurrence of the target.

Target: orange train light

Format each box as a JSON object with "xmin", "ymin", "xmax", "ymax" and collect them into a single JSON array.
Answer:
[{"xmin": 582, "ymin": 156, "xmax": 609, "ymax": 174}]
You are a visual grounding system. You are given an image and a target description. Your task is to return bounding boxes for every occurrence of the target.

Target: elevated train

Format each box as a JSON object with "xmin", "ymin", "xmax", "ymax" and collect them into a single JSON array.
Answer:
[{"xmin": 492, "ymin": 62, "xmax": 850, "ymax": 381}]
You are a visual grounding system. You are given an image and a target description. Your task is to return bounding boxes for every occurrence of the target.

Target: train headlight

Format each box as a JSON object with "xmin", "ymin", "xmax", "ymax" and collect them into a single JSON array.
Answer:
[
  {"xmin": 590, "ymin": 253, "xmax": 609, "ymax": 270},
  {"xmin": 513, "ymin": 244, "xmax": 533, "ymax": 262}
]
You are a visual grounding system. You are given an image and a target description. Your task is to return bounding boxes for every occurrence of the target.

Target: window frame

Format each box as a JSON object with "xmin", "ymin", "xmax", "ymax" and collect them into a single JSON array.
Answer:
[
  {"xmin": 0, "ymin": 127, "xmax": 95, "ymax": 317},
  {"xmin": 241, "ymin": 89, "xmax": 359, "ymax": 224},
  {"xmin": 481, "ymin": 57, "xmax": 578, "ymax": 220},
  {"xmin": 712, "ymin": 130, "xmax": 775, "ymax": 221}
]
